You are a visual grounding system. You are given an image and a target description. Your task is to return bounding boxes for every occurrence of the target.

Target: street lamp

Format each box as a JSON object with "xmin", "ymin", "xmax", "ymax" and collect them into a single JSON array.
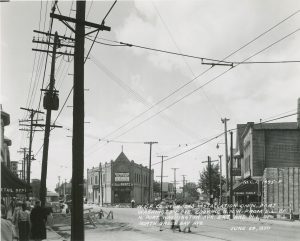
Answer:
[{"xmin": 216, "ymin": 142, "xmax": 225, "ymax": 149}]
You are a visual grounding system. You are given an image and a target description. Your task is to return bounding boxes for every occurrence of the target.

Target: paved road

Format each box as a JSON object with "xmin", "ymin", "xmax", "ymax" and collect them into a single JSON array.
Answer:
[{"xmin": 83, "ymin": 205, "xmax": 300, "ymax": 241}]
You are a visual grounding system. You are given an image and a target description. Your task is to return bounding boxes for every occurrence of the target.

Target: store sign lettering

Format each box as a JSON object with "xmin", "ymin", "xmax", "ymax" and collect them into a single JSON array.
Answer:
[{"xmin": 115, "ymin": 173, "xmax": 129, "ymax": 182}]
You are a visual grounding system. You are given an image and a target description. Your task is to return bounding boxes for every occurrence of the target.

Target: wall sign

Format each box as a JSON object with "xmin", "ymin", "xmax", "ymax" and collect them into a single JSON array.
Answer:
[{"xmin": 115, "ymin": 173, "xmax": 129, "ymax": 182}]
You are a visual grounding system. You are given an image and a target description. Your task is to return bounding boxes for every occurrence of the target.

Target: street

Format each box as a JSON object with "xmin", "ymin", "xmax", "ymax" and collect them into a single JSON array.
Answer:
[{"xmin": 52, "ymin": 205, "xmax": 300, "ymax": 241}]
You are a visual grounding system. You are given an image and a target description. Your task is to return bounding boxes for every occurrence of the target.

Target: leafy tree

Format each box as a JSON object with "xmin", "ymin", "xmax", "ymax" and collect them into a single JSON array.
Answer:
[
  {"xmin": 183, "ymin": 182, "xmax": 200, "ymax": 202},
  {"xmin": 199, "ymin": 163, "xmax": 225, "ymax": 199},
  {"xmin": 31, "ymin": 179, "xmax": 41, "ymax": 198},
  {"xmin": 153, "ymin": 180, "xmax": 161, "ymax": 193}
]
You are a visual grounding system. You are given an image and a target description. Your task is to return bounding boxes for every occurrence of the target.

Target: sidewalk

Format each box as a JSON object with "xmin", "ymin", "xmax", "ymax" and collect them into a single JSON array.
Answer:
[{"xmin": 45, "ymin": 226, "xmax": 67, "ymax": 241}]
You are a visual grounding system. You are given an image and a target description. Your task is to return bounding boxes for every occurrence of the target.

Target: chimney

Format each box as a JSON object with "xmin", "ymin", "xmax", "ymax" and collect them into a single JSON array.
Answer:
[{"xmin": 297, "ymin": 98, "xmax": 300, "ymax": 128}]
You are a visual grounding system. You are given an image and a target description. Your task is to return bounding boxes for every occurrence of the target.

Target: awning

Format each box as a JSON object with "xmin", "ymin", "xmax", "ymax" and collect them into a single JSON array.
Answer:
[
  {"xmin": 1, "ymin": 162, "xmax": 31, "ymax": 194},
  {"xmin": 233, "ymin": 178, "xmax": 259, "ymax": 196}
]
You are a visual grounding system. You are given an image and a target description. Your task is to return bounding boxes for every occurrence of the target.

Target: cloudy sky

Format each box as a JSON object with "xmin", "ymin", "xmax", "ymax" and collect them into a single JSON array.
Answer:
[{"xmin": 1, "ymin": 0, "xmax": 300, "ymax": 191}]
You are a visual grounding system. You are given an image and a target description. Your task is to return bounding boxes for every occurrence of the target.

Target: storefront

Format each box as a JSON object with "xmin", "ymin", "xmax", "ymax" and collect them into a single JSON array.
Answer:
[
  {"xmin": 1, "ymin": 162, "xmax": 31, "ymax": 205},
  {"xmin": 233, "ymin": 178, "xmax": 261, "ymax": 205},
  {"xmin": 87, "ymin": 151, "xmax": 154, "ymax": 205}
]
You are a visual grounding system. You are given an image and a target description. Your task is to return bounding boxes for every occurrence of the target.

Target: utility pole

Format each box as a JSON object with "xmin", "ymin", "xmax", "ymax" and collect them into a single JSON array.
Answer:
[
  {"xmin": 221, "ymin": 118, "xmax": 229, "ymax": 203},
  {"xmin": 171, "ymin": 168, "xmax": 179, "ymax": 200},
  {"xmin": 50, "ymin": 2, "xmax": 111, "ymax": 239},
  {"xmin": 34, "ymin": 31, "xmax": 62, "ymax": 207},
  {"xmin": 181, "ymin": 175, "xmax": 186, "ymax": 199},
  {"xmin": 202, "ymin": 156, "xmax": 218, "ymax": 205},
  {"xmin": 218, "ymin": 155, "xmax": 223, "ymax": 205},
  {"xmin": 72, "ymin": 2, "xmax": 86, "ymax": 240},
  {"xmin": 19, "ymin": 110, "xmax": 43, "ymax": 199},
  {"xmin": 99, "ymin": 162, "xmax": 103, "ymax": 206},
  {"xmin": 64, "ymin": 179, "xmax": 67, "ymax": 197},
  {"xmin": 144, "ymin": 141, "xmax": 158, "ymax": 203},
  {"xmin": 58, "ymin": 176, "xmax": 61, "ymax": 195},
  {"xmin": 230, "ymin": 131, "xmax": 234, "ymax": 219},
  {"xmin": 157, "ymin": 155, "xmax": 168, "ymax": 201},
  {"xmin": 17, "ymin": 148, "xmax": 28, "ymax": 181}
]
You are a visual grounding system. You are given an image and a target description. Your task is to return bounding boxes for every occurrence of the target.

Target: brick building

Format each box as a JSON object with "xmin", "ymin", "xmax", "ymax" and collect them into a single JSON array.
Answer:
[
  {"xmin": 232, "ymin": 121, "xmax": 300, "ymax": 204},
  {"xmin": 87, "ymin": 152, "xmax": 154, "ymax": 205}
]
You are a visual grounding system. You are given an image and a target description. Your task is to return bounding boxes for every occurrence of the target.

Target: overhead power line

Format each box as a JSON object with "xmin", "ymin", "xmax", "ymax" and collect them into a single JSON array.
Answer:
[
  {"xmin": 84, "ymin": 0, "xmax": 118, "ymax": 63},
  {"xmin": 90, "ymin": 38, "xmax": 300, "ymax": 65},
  {"xmin": 99, "ymin": 29, "xmax": 300, "ymax": 142},
  {"xmin": 83, "ymin": 10, "xmax": 300, "ymax": 156},
  {"xmin": 85, "ymin": 28, "xmax": 300, "ymax": 156},
  {"xmin": 152, "ymin": 112, "xmax": 299, "ymax": 166},
  {"xmin": 90, "ymin": 9, "xmax": 300, "ymax": 65},
  {"xmin": 53, "ymin": 1, "xmax": 117, "ymax": 127}
]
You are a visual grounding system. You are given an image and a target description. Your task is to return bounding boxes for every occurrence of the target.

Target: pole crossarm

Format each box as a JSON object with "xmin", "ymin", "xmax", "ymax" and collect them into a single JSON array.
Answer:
[
  {"xmin": 19, "ymin": 129, "xmax": 44, "ymax": 132},
  {"xmin": 50, "ymin": 13, "xmax": 111, "ymax": 32},
  {"xmin": 32, "ymin": 123, "xmax": 63, "ymax": 128},
  {"xmin": 20, "ymin": 107, "xmax": 44, "ymax": 114},
  {"xmin": 32, "ymin": 40, "xmax": 75, "ymax": 48},
  {"xmin": 32, "ymin": 48, "xmax": 74, "ymax": 56},
  {"xmin": 19, "ymin": 119, "xmax": 44, "ymax": 122},
  {"xmin": 33, "ymin": 30, "xmax": 75, "ymax": 41}
]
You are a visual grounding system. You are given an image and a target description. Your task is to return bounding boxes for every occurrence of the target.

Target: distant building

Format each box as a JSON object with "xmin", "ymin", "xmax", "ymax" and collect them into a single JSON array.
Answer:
[
  {"xmin": 154, "ymin": 182, "xmax": 174, "ymax": 200},
  {"xmin": 55, "ymin": 179, "xmax": 86, "ymax": 199},
  {"xmin": 87, "ymin": 152, "xmax": 154, "ymax": 205},
  {"xmin": 10, "ymin": 161, "xmax": 18, "ymax": 176}
]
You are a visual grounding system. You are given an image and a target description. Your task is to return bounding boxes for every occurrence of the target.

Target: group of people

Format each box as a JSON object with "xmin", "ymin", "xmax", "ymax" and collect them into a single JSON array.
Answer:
[
  {"xmin": 158, "ymin": 203, "xmax": 195, "ymax": 233},
  {"xmin": 1, "ymin": 198, "xmax": 49, "ymax": 241}
]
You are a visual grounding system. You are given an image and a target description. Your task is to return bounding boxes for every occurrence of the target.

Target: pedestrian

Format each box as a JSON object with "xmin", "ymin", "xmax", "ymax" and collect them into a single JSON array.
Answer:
[
  {"xmin": 158, "ymin": 208, "xmax": 167, "ymax": 231},
  {"xmin": 1, "ymin": 204, "xmax": 18, "ymax": 241},
  {"xmin": 12, "ymin": 201, "xmax": 22, "ymax": 239},
  {"xmin": 15, "ymin": 203, "xmax": 30, "ymax": 241},
  {"xmin": 30, "ymin": 200, "xmax": 47, "ymax": 241},
  {"xmin": 131, "ymin": 199, "xmax": 135, "ymax": 208},
  {"xmin": 6, "ymin": 198, "xmax": 16, "ymax": 221}
]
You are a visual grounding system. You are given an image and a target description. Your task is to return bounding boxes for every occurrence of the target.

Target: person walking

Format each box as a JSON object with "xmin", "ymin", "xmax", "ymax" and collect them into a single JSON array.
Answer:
[
  {"xmin": 1, "ymin": 204, "xmax": 18, "ymax": 241},
  {"xmin": 30, "ymin": 200, "xmax": 47, "ymax": 241},
  {"xmin": 12, "ymin": 201, "xmax": 22, "ymax": 239},
  {"xmin": 131, "ymin": 199, "xmax": 135, "ymax": 208},
  {"xmin": 15, "ymin": 203, "xmax": 30, "ymax": 241},
  {"xmin": 158, "ymin": 208, "xmax": 167, "ymax": 231}
]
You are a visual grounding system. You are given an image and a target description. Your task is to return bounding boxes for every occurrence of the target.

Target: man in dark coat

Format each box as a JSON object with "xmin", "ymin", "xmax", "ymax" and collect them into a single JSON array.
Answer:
[{"xmin": 30, "ymin": 201, "xmax": 47, "ymax": 241}]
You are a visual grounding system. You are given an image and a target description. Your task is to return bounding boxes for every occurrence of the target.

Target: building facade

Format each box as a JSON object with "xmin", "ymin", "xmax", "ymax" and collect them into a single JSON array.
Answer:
[
  {"xmin": 87, "ymin": 152, "xmax": 154, "ymax": 205},
  {"xmin": 232, "ymin": 121, "xmax": 300, "ymax": 204},
  {"xmin": 1, "ymin": 105, "xmax": 29, "ymax": 204}
]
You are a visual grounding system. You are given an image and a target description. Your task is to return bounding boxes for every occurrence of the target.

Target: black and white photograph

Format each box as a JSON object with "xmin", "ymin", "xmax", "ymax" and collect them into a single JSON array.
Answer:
[{"xmin": 1, "ymin": 0, "xmax": 300, "ymax": 241}]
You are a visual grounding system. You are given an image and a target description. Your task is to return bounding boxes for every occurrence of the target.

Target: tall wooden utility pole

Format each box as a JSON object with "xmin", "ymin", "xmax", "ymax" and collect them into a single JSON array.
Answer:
[
  {"xmin": 171, "ymin": 168, "xmax": 179, "ymax": 200},
  {"xmin": 157, "ymin": 155, "xmax": 168, "ymax": 201},
  {"xmin": 230, "ymin": 131, "xmax": 234, "ymax": 219},
  {"xmin": 19, "ymin": 108, "xmax": 44, "ymax": 198},
  {"xmin": 17, "ymin": 147, "xmax": 28, "ymax": 181},
  {"xmin": 99, "ymin": 163, "xmax": 104, "ymax": 206},
  {"xmin": 38, "ymin": 31, "xmax": 60, "ymax": 207},
  {"xmin": 221, "ymin": 118, "xmax": 229, "ymax": 202},
  {"xmin": 181, "ymin": 174, "xmax": 186, "ymax": 199},
  {"xmin": 72, "ymin": 1, "xmax": 86, "ymax": 240},
  {"xmin": 50, "ymin": 2, "xmax": 111, "ymax": 239},
  {"xmin": 144, "ymin": 141, "xmax": 158, "ymax": 203},
  {"xmin": 218, "ymin": 155, "xmax": 223, "ymax": 205}
]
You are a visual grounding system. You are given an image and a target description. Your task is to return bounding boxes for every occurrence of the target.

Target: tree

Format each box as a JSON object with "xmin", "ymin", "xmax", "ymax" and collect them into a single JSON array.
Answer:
[
  {"xmin": 199, "ymin": 163, "xmax": 225, "ymax": 200},
  {"xmin": 31, "ymin": 179, "xmax": 41, "ymax": 199},
  {"xmin": 153, "ymin": 180, "xmax": 160, "ymax": 193},
  {"xmin": 184, "ymin": 182, "xmax": 200, "ymax": 202}
]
